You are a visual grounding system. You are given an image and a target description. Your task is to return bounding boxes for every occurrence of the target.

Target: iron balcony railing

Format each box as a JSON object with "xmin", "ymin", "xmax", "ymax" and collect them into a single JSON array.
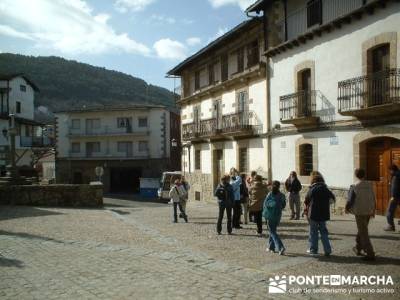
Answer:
[
  {"xmin": 280, "ymin": 90, "xmax": 317, "ymax": 121},
  {"xmin": 20, "ymin": 136, "xmax": 54, "ymax": 148},
  {"xmin": 68, "ymin": 125, "xmax": 148, "ymax": 137},
  {"xmin": 338, "ymin": 68, "xmax": 400, "ymax": 112},
  {"xmin": 276, "ymin": 0, "xmax": 364, "ymax": 41},
  {"xmin": 182, "ymin": 111, "xmax": 260, "ymax": 140}
]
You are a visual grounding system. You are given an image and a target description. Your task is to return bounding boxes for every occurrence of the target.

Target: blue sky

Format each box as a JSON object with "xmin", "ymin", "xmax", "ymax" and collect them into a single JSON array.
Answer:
[{"xmin": 0, "ymin": 0, "xmax": 255, "ymax": 91}]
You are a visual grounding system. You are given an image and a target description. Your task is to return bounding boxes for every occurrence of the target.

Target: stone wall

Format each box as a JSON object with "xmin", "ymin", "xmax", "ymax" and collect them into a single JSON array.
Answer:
[
  {"xmin": 185, "ymin": 172, "xmax": 214, "ymax": 203},
  {"xmin": 0, "ymin": 183, "xmax": 103, "ymax": 207}
]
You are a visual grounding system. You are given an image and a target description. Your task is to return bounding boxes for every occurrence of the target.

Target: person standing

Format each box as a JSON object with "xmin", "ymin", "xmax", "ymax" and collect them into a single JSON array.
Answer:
[
  {"xmin": 240, "ymin": 173, "xmax": 249, "ymax": 225},
  {"xmin": 248, "ymin": 175, "xmax": 269, "ymax": 236},
  {"xmin": 384, "ymin": 164, "xmax": 400, "ymax": 231},
  {"xmin": 346, "ymin": 169, "xmax": 376, "ymax": 261},
  {"xmin": 169, "ymin": 179, "xmax": 188, "ymax": 223},
  {"xmin": 285, "ymin": 171, "xmax": 302, "ymax": 220},
  {"xmin": 230, "ymin": 168, "xmax": 242, "ymax": 229},
  {"xmin": 304, "ymin": 171, "xmax": 335, "ymax": 256},
  {"xmin": 263, "ymin": 181, "xmax": 286, "ymax": 255},
  {"xmin": 215, "ymin": 175, "xmax": 234, "ymax": 235},
  {"xmin": 180, "ymin": 176, "xmax": 190, "ymax": 218}
]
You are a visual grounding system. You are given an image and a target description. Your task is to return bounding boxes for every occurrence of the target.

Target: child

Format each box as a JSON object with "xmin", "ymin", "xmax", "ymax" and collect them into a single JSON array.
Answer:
[{"xmin": 263, "ymin": 181, "xmax": 286, "ymax": 255}]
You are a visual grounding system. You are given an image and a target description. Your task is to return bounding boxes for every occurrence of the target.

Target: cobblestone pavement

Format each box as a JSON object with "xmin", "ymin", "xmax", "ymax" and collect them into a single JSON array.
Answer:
[{"xmin": 1, "ymin": 197, "xmax": 399, "ymax": 300}]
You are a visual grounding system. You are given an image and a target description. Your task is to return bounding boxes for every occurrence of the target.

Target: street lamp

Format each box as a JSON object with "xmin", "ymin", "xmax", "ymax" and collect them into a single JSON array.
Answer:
[{"xmin": 171, "ymin": 138, "xmax": 177, "ymax": 148}]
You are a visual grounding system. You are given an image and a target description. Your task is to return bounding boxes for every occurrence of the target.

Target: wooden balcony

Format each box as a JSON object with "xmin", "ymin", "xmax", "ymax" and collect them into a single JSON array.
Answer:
[
  {"xmin": 338, "ymin": 68, "xmax": 400, "ymax": 119},
  {"xmin": 182, "ymin": 111, "xmax": 261, "ymax": 141},
  {"xmin": 279, "ymin": 90, "xmax": 319, "ymax": 126}
]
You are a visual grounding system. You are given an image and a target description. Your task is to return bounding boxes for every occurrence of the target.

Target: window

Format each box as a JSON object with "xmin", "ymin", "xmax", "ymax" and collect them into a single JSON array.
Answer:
[
  {"xmin": 195, "ymin": 191, "xmax": 201, "ymax": 201},
  {"xmin": 307, "ymin": 0, "xmax": 322, "ymax": 28},
  {"xmin": 138, "ymin": 117, "xmax": 148, "ymax": 128},
  {"xmin": 194, "ymin": 70, "xmax": 200, "ymax": 90},
  {"xmin": 195, "ymin": 149, "xmax": 201, "ymax": 170},
  {"xmin": 20, "ymin": 85, "xmax": 26, "ymax": 92},
  {"xmin": 117, "ymin": 117, "xmax": 132, "ymax": 128},
  {"xmin": 299, "ymin": 144, "xmax": 313, "ymax": 176},
  {"xmin": 237, "ymin": 91, "xmax": 248, "ymax": 112},
  {"xmin": 71, "ymin": 119, "xmax": 80, "ymax": 129},
  {"xmin": 138, "ymin": 141, "xmax": 148, "ymax": 152},
  {"xmin": 16, "ymin": 101, "xmax": 21, "ymax": 113},
  {"xmin": 71, "ymin": 142, "xmax": 80, "ymax": 153},
  {"xmin": 237, "ymin": 47, "xmax": 244, "ymax": 73},
  {"xmin": 239, "ymin": 148, "xmax": 248, "ymax": 173},
  {"xmin": 208, "ymin": 63, "xmax": 215, "ymax": 85},
  {"xmin": 247, "ymin": 40, "xmax": 259, "ymax": 68},
  {"xmin": 86, "ymin": 119, "xmax": 100, "ymax": 129},
  {"xmin": 221, "ymin": 54, "xmax": 228, "ymax": 82},
  {"xmin": 118, "ymin": 141, "xmax": 132, "ymax": 155},
  {"xmin": 86, "ymin": 142, "xmax": 100, "ymax": 157}
]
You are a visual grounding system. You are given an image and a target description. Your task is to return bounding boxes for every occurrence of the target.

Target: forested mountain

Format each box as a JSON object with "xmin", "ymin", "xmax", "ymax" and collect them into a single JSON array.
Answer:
[{"xmin": 0, "ymin": 53, "xmax": 177, "ymax": 113}]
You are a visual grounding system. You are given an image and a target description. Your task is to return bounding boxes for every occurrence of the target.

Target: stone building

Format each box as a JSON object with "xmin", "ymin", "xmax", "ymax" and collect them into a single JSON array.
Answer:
[
  {"xmin": 247, "ymin": 0, "xmax": 400, "ymax": 214},
  {"xmin": 55, "ymin": 105, "xmax": 181, "ymax": 193},
  {"xmin": 0, "ymin": 74, "xmax": 51, "ymax": 175},
  {"xmin": 167, "ymin": 17, "xmax": 269, "ymax": 202}
]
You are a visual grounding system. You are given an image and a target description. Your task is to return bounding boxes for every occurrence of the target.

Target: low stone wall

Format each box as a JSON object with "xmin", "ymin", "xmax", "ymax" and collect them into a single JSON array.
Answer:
[{"xmin": 0, "ymin": 183, "xmax": 103, "ymax": 207}]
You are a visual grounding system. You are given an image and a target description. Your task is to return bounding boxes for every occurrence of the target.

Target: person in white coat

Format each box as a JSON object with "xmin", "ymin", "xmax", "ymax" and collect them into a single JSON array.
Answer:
[{"xmin": 169, "ymin": 179, "xmax": 188, "ymax": 223}]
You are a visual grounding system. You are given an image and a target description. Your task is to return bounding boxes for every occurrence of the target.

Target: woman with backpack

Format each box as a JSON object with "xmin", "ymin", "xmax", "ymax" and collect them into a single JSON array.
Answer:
[
  {"xmin": 304, "ymin": 171, "xmax": 335, "ymax": 256},
  {"xmin": 263, "ymin": 181, "xmax": 286, "ymax": 255}
]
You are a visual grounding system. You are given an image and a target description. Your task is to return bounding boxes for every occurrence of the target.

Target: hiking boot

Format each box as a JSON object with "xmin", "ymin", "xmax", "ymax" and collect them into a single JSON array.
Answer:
[
  {"xmin": 383, "ymin": 225, "xmax": 395, "ymax": 231},
  {"xmin": 307, "ymin": 249, "xmax": 318, "ymax": 256}
]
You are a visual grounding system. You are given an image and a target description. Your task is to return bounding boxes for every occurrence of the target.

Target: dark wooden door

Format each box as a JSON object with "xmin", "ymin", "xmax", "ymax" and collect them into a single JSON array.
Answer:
[
  {"xmin": 213, "ymin": 149, "xmax": 224, "ymax": 189},
  {"xmin": 370, "ymin": 44, "xmax": 390, "ymax": 106},
  {"xmin": 367, "ymin": 138, "xmax": 400, "ymax": 216},
  {"xmin": 298, "ymin": 68, "xmax": 311, "ymax": 117}
]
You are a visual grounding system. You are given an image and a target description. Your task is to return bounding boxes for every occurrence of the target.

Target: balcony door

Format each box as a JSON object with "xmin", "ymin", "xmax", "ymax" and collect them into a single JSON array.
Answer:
[
  {"xmin": 213, "ymin": 100, "xmax": 222, "ymax": 130},
  {"xmin": 213, "ymin": 149, "xmax": 224, "ymax": 189},
  {"xmin": 193, "ymin": 106, "xmax": 201, "ymax": 133},
  {"xmin": 366, "ymin": 137, "xmax": 400, "ymax": 216},
  {"xmin": 369, "ymin": 44, "xmax": 390, "ymax": 106},
  {"xmin": 297, "ymin": 68, "xmax": 311, "ymax": 117},
  {"xmin": 86, "ymin": 119, "xmax": 100, "ymax": 135}
]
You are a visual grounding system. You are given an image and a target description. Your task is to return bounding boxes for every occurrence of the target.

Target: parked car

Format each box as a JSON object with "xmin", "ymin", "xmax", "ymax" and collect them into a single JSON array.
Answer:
[{"xmin": 158, "ymin": 171, "xmax": 182, "ymax": 201}]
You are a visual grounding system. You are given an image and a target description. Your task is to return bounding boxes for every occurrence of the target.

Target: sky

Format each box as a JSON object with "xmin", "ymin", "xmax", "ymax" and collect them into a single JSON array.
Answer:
[{"xmin": 0, "ymin": 0, "xmax": 256, "ymax": 91}]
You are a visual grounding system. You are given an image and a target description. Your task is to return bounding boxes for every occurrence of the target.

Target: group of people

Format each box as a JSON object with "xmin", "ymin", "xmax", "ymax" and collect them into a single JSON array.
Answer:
[{"xmin": 169, "ymin": 164, "xmax": 400, "ymax": 261}]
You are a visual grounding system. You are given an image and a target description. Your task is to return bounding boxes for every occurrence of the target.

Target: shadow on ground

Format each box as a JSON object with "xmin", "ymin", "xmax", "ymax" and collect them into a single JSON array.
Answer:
[
  {"xmin": 0, "ymin": 206, "xmax": 64, "ymax": 221},
  {"xmin": 0, "ymin": 255, "xmax": 24, "ymax": 268}
]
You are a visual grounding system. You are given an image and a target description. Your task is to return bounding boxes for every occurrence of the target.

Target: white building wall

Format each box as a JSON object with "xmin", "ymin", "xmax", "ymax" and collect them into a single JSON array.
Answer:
[
  {"xmin": 8, "ymin": 77, "xmax": 35, "ymax": 120},
  {"xmin": 270, "ymin": 5, "xmax": 400, "ymax": 128}
]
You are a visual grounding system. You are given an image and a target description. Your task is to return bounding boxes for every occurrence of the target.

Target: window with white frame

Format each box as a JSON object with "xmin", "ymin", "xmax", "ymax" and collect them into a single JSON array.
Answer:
[
  {"xmin": 71, "ymin": 119, "xmax": 80, "ymax": 129},
  {"xmin": 138, "ymin": 141, "xmax": 148, "ymax": 152},
  {"xmin": 138, "ymin": 117, "xmax": 148, "ymax": 128},
  {"xmin": 71, "ymin": 142, "xmax": 80, "ymax": 153}
]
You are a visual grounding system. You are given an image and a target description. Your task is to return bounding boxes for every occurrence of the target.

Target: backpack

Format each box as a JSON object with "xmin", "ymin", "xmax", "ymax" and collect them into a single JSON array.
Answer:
[{"xmin": 263, "ymin": 194, "xmax": 282, "ymax": 223}]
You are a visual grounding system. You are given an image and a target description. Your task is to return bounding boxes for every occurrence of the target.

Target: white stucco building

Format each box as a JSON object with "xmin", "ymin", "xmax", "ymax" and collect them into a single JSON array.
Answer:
[
  {"xmin": 247, "ymin": 0, "xmax": 400, "ymax": 214},
  {"xmin": 0, "ymin": 74, "xmax": 50, "ymax": 174},
  {"xmin": 55, "ymin": 105, "xmax": 181, "ymax": 193},
  {"xmin": 168, "ymin": 18, "xmax": 269, "ymax": 201}
]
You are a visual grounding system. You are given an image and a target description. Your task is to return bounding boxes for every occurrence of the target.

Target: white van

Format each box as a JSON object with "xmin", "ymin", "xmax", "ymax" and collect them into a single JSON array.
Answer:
[{"xmin": 157, "ymin": 171, "xmax": 182, "ymax": 201}]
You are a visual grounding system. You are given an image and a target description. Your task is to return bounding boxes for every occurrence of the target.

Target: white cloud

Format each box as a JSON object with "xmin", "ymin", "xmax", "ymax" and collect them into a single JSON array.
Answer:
[
  {"xmin": 208, "ymin": 0, "xmax": 254, "ymax": 10},
  {"xmin": 0, "ymin": 0, "xmax": 150, "ymax": 56},
  {"xmin": 150, "ymin": 14, "xmax": 176, "ymax": 25},
  {"xmin": 153, "ymin": 38, "xmax": 187, "ymax": 60},
  {"xmin": 114, "ymin": 0, "xmax": 156, "ymax": 13},
  {"xmin": 186, "ymin": 37, "xmax": 201, "ymax": 47}
]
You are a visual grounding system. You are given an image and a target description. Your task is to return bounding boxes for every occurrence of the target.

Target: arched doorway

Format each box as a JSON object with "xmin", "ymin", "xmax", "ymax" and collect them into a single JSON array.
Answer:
[{"xmin": 365, "ymin": 137, "xmax": 400, "ymax": 216}]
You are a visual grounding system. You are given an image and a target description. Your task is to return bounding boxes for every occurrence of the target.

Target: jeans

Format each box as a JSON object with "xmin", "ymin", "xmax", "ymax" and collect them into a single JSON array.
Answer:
[
  {"xmin": 217, "ymin": 203, "xmax": 232, "ymax": 234},
  {"xmin": 232, "ymin": 201, "xmax": 242, "ymax": 228},
  {"xmin": 268, "ymin": 221, "xmax": 284, "ymax": 251},
  {"xmin": 309, "ymin": 220, "xmax": 332, "ymax": 254},
  {"xmin": 386, "ymin": 198, "xmax": 400, "ymax": 227},
  {"xmin": 173, "ymin": 202, "xmax": 186, "ymax": 222},
  {"xmin": 253, "ymin": 210, "xmax": 263, "ymax": 234},
  {"xmin": 355, "ymin": 215, "xmax": 375, "ymax": 257},
  {"xmin": 289, "ymin": 192, "xmax": 301, "ymax": 219}
]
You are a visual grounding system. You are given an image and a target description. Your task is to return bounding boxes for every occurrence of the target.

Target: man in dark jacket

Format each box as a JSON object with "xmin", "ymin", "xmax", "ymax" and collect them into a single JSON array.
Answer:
[
  {"xmin": 285, "ymin": 171, "xmax": 302, "ymax": 220},
  {"xmin": 305, "ymin": 172, "xmax": 335, "ymax": 256},
  {"xmin": 215, "ymin": 175, "xmax": 234, "ymax": 235},
  {"xmin": 384, "ymin": 165, "xmax": 400, "ymax": 231}
]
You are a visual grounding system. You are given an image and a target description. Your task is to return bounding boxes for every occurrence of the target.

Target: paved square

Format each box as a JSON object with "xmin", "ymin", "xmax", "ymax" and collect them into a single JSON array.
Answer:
[{"xmin": 1, "ymin": 197, "xmax": 399, "ymax": 299}]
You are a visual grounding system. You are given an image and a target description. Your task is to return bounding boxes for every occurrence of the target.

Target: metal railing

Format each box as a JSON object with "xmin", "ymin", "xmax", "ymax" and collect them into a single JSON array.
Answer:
[
  {"xmin": 182, "ymin": 111, "xmax": 260, "ymax": 140},
  {"xmin": 280, "ymin": 90, "xmax": 317, "ymax": 121},
  {"xmin": 338, "ymin": 68, "xmax": 400, "ymax": 112},
  {"xmin": 68, "ymin": 125, "xmax": 148, "ymax": 136},
  {"xmin": 20, "ymin": 136, "xmax": 54, "ymax": 148},
  {"xmin": 276, "ymin": 0, "xmax": 364, "ymax": 41}
]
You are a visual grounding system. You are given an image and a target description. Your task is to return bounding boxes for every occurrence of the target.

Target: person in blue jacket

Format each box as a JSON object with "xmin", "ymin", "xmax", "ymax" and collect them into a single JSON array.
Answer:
[
  {"xmin": 263, "ymin": 181, "xmax": 286, "ymax": 255},
  {"xmin": 215, "ymin": 175, "xmax": 235, "ymax": 235},
  {"xmin": 229, "ymin": 168, "xmax": 242, "ymax": 229}
]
